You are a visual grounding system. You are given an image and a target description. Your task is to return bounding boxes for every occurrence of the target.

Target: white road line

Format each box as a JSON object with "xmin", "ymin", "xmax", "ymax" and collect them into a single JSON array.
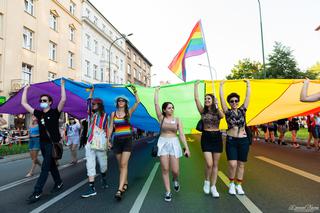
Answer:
[
  {"xmin": 0, "ymin": 158, "xmax": 85, "ymax": 192},
  {"xmin": 29, "ymin": 179, "xmax": 88, "ymax": 213},
  {"xmin": 129, "ymin": 162, "xmax": 160, "ymax": 213},
  {"xmin": 218, "ymin": 171, "xmax": 263, "ymax": 213}
]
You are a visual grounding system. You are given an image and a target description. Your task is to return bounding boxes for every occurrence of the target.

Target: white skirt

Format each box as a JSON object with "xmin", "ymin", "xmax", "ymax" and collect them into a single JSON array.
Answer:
[{"xmin": 157, "ymin": 136, "xmax": 182, "ymax": 158}]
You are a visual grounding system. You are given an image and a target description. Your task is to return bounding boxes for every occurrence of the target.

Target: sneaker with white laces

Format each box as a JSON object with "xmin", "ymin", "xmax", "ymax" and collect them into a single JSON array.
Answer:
[
  {"xmin": 173, "ymin": 180, "xmax": 180, "ymax": 192},
  {"xmin": 26, "ymin": 192, "xmax": 41, "ymax": 204},
  {"xmin": 235, "ymin": 184, "xmax": 245, "ymax": 195},
  {"xmin": 210, "ymin": 185, "xmax": 220, "ymax": 198},
  {"xmin": 81, "ymin": 186, "xmax": 97, "ymax": 198},
  {"xmin": 203, "ymin": 180, "xmax": 210, "ymax": 194},
  {"xmin": 164, "ymin": 192, "xmax": 172, "ymax": 202},
  {"xmin": 51, "ymin": 182, "xmax": 63, "ymax": 193},
  {"xmin": 228, "ymin": 182, "xmax": 236, "ymax": 195}
]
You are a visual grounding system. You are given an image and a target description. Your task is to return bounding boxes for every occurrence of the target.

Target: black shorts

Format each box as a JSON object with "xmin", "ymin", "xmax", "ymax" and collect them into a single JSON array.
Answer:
[
  {"xmin": 201, "ymin": 131, "xmax": 223, "ymax": 153},
  {"xmin": 113, "ymin": 136, "xmax": 133, "ymax": 154},
  {"xmin": 226, "ymin": 136, "xmax": 250, "ymax": 162}
]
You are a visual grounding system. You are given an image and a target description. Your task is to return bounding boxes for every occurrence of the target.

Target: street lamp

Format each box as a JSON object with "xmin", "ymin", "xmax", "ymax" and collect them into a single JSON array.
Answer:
[
  {"xmin": 198, "ymin": 63, "xmax": 218, "ymax": 80},
  {"xmin": 257, "ymin": 0, "xmax": 266, "ymax": 78},
  {"xmin": 108, "ymin": 33, "xmax": 133, "ymax": 83}
]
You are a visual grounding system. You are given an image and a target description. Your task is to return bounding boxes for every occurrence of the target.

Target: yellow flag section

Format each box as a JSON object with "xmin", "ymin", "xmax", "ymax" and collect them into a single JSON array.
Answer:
[{"xmin": 206, "ymin": 79, "xmax": 320, "ymax": 129}]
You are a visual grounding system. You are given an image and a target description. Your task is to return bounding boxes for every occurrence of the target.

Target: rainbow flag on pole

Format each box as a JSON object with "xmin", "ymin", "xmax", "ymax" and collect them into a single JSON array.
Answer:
[{"xmin": 168, "ymin": 20, "xmax": 206, "ymax": 81}]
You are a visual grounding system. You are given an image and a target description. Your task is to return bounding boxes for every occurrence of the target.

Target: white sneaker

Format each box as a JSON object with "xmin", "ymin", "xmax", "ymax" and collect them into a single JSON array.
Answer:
[
  {"xmin": 228, "ymin": 182, "xmax": 236, "ymax": 195},
  {"xmin": 203, "ymin": 180, "xmax": 210, "ymax": 194},
  {"xmin": 210, "ymin": 185, "xmax": 219, "ymax": 198},
  {"xmin": 235, "ymin": 184, "xmax": 245, "ymax": 195}
]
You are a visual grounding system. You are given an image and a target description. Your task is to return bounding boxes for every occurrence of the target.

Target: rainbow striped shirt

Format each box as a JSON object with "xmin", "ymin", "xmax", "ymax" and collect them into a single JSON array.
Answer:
[{"xmin": 113, "ymin": 114, "xmax": 132, "ymax": 138}]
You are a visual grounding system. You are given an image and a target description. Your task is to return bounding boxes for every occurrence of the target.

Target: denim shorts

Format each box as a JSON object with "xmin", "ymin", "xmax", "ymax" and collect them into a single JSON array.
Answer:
[
  {"xmin": 226, "ymin": 136, "xmax": 250, "ymax": 162},
  {"xmin": 29, "ymin": 137, "xmax": 40, "ymax": 150}
]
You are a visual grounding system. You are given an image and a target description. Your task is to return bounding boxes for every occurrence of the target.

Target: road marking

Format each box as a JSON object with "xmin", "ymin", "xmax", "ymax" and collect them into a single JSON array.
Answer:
[
  {"xmin": 0, "ymin": 158, "xmax": 85, "ymax": 192},
  {"xmin": 256, "ymin": 156, "xmax": 320, "ymax": 183},
  {"xmin": 218, "ymin": 171, "xmax": 263, "ymax": 213},
  {"xmin": 129, "ymin": 162, "xmax": 160, "ymax": 213},
  {"xmin": 30, "ymin": 178, "xmax": 88, "ymax": 213}
]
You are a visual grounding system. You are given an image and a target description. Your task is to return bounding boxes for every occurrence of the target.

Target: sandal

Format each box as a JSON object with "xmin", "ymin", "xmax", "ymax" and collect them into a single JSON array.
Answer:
[
  {"xmin": 115, "ymin": 190, "xmax": 124, "ymax": 200},
  {"xmin": 122, "ymin": 184, "xmax": 128, "ymax": 192}
]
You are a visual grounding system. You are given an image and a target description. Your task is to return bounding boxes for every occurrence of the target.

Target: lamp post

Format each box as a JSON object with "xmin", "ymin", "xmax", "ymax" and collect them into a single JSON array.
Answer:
[
  {"xmin": 108, "ymin": 33, "xmax": 133, "ymax": 83},
  {"xmin": 198, "ymin": 63, "xmax": 218, "ymax": 80},
  {"xmin": 257, "ymin": 0, "xmax": 266, "ymax": 78}
]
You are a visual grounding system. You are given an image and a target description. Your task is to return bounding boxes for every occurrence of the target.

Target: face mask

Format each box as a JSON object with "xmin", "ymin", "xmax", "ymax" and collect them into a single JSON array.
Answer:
[{"xmin": 40, "ymin": 102, "xmax": 49, "ymax": 109}]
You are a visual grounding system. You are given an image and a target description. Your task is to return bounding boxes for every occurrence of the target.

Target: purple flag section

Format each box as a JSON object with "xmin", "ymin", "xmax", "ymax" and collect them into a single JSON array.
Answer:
[{"xmin": 0, "ymin": 81, "xmax": 87, "ymax": 118}]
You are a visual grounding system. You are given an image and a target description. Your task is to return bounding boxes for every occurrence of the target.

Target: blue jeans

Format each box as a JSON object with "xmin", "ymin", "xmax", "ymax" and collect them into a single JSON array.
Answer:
[{"xmin": 34, "ymin": 142, "xmax": 62, "ymax": 194}]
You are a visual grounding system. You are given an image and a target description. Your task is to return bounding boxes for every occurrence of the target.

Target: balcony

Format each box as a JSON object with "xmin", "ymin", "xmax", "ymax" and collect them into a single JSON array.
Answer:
[{"xmin": 10, "ymin": 79, "xmax": 29, "ymax": 95}]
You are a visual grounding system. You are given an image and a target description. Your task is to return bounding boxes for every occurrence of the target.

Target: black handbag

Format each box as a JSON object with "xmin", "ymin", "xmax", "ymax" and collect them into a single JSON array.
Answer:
[
  {"xmin": 196, "ymin": 119, "xmax": 203, "ymax": 132},
  {"xmin": 151, "ymin": 119, "xmax": 164, "ymax": 157},
  {"xmin": 45, "ymin": 127, "xmax": 63, "ymax": 160}
]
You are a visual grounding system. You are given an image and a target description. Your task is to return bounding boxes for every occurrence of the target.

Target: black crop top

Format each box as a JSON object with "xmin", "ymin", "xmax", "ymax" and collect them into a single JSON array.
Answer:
[{"xmin": 225, "ymin": 106, "xmax": 247, "ymax": 130}]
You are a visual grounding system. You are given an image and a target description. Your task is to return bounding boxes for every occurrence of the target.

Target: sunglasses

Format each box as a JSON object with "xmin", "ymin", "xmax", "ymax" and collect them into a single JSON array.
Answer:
[
  {"xmin": 92, "ymin": 103, "xmax": 98, "ymax": 106},
  {"xmin": 229, "ymin": 99, "xmax": 239, "ymax": 104},
  {"xmin": 39, "ymin": 99, "xmax": 48, "ymax": 103},
  {"xmin": 118, "ymin": 99, "xmax": 126, "ymax": 103}
]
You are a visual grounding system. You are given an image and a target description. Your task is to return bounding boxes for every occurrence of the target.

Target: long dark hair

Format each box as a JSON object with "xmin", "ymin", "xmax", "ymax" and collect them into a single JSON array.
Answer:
[
  {"xmin": 116, "ymin": 97, "xmax": 130, "ymax": 121},
  {"xmin": 202, "ymin": 94, "xmax": 218, "ymax": 114},
  {"xmin": 162, "ymin": 102, "xmax": 174, "ymax": 117}
]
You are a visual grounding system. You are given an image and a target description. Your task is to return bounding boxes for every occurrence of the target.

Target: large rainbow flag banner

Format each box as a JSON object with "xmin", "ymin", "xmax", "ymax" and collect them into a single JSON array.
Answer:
[{"xmin": 168, "ymin": 20, "xmax": 207, "ymax": 81}]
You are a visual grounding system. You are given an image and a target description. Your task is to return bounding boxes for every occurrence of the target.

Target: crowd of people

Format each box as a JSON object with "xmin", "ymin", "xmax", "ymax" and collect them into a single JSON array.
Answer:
[{"xmin": 0, "ymin": 78, "xmax": 318, "ymax": 204}]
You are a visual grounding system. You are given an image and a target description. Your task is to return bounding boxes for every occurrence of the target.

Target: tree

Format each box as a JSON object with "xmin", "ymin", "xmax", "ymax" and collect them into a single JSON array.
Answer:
[
  {"xmin": 305, "ymin": 61, "xmax": 320, "ymax": 79},
  {"xmin": 226, "ymin": 58, "xmax": 262, "ymax": 80},
  {"xmin": 265, "ymin": 42, "xmax": 301, "ymax": 79}
]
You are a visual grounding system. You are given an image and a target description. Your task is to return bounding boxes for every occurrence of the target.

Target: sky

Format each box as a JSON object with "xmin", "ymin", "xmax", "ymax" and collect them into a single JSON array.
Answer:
[{"xmin": 90, "ymin": 0, "xmax": 320, "ymax": 85}]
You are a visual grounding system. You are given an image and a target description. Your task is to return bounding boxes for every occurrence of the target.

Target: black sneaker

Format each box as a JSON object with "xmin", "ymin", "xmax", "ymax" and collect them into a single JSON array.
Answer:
[
  {"xmin": 173, "ymin": 180, "xmax": 180, "ymax": 192},
  {"xmin": 164, "ymin": 192, "xmax": 172, "ymax": 202},
  {"xmin": 27, "ymin": 192, "xmax": 41, "ymax": 204},
  {"xmin": 51, "ymin": 182, "xmax": 63, "ymax": 193},
  {"xmin": 101, "ymin": 178, "xmax": 108, "ymax": 189},
  {"xmin": 282, "ymin": 142, "xmax": 287, "ymax": 145},
  {"xmin": 81, "ymin": 187, "xmax": 97, "ymax": 198}
]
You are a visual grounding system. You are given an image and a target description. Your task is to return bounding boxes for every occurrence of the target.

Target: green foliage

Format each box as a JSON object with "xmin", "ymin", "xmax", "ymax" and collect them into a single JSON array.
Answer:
[
  {"xmin": 266, "ymin": 42, "xmax": 302, "ymax": 79},
  {"xmin": 226, "ymin": 58, "xmax": 263, "ymax": 79},
  {"xmin": 0, "ymin": 144, "xmax": 29, "ymax": 156}
]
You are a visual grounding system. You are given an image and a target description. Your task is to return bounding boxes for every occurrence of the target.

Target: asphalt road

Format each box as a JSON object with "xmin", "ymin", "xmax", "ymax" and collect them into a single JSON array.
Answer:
[{"xmin": 0, "ymin": 135, "xmax": 319, "ymax": 213}]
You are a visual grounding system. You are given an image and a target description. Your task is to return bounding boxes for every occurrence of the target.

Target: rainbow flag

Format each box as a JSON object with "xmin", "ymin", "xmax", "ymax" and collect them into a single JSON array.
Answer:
[{"xmin": 168, "ymin": 20, "xmax": 206, "ymax": 81}]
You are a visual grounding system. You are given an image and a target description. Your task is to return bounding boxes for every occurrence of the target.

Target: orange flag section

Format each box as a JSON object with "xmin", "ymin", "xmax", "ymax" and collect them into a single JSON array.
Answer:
[{"xmin": 205, "ymin": 79, "xmax": 320, "ymax": 129}]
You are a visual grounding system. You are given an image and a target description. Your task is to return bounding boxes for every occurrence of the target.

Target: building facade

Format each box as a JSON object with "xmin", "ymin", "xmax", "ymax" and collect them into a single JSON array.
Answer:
[
  {"xmin": 81, "ymin": 0, "xmax": 126, "ymax": 84},
  {"xmin": 125, "ymin": 40, "xmax": 152, "ymax": 87},
  {"xmin": 0, "ymin": 0, "xmax": 82, "ymax": 97}
]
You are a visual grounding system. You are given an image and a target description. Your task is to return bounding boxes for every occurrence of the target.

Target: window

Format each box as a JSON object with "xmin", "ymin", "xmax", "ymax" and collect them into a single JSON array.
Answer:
[
  {"xmin": 23, "ymin": 27, "xmax": 33, "ymax": 50},
  {"xmin": 85, "ymin": 60, "xmax": 90, "ymax": 76},
  {"xmin": 49, "ymin": 41, "xmax": 57, "ymax": 61},
  {"xmin": 85, "ymin": 8, "xmax": 90, "ymax": 17},
  {"xmin": 69, "ymin": 26, "xmax": 75, "ymax": 42},
  {"xmin": 127, "ymin": 64, "xmax": 131, "ymax": 74},
  {"xmin": 120, "ymin": 59, "xmax": 123, "ymax": 71},
  {"xmin": 133, "ymin": 53, "xmax": 136, "ymax": 62},
  {"xmin": 48, "ymin": 72, "xmax": 56, "ymax": 81},
  {"xmin": 69, "ymin": 1, "xmax": 76, "ymax": 15},
  {"xmin": 22, "ymin": 63, "xmax": 32, "ymax": 84},
  {"xmin": 85, "ymin": 34, "xmax": 90, "ymax": 49},
  {"xmin": 24, "ymin": 0, "xmax": 34, "ymax": 16},
  {"xmin": 101, "ymin": 46, "xmax": 105, "ymax": 58},
  {"xmin": 138, "ymin": 58, "xmax": 141, "ymax": 66},
  {"xmin": 116, "ymin": 56, "xmax": 119, "ymax": 66},
  {"xmin": 100, "ymin": 68, "xmax": 104, "ymax": 81},
  {"xmin": 127, "ymin": 48, "xmax": 131, "ymax": 58},
  {"xmin": 93, "ymin": 16, "xmax": 98, "ymax": 25},
  {"xmin": 138, "ymin": 70, "xmax": 142, "ymax": 81},
  {"xmin": 49, "ymin": 12, "xmax": 58, "ymax": 31},
  {"xmin": 134, "ymin": 68, "xmax": 137, "ymax": 78},
  {"xmin": 68, "ymin": 51, "xmax": 74, "ymax": 68},
  {"xmin": 93, "ymin": 64, "xmax": 98, "ymax": 79},
  {"xmin": 102, "ymin": 24, "xmax": 106, "ymax": 32},
  {"xmin": 94, "ymin": 40, "xmax": 98, "ymax": 54},
  {"xmin": 143, "ymin": 62, "xmax": 146, "ymax": 70}
]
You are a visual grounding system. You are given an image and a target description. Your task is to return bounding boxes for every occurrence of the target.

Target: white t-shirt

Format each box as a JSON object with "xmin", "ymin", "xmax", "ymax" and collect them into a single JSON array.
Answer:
[{"xmin": 67, "ymin": 123, "xmax": 80, "ymax": 138}]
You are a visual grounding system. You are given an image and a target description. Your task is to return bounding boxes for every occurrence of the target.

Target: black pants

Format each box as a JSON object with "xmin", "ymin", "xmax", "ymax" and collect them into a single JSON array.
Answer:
[{"xmin": 34, "ymin": 142, "xmax": 62, "ymax": 194}]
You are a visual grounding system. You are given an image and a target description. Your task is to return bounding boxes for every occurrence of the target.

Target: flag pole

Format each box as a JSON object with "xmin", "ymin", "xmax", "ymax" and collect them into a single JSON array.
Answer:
[{"xmin": 199, "ymin": 20, "xmax": 217, "ymax": 95}]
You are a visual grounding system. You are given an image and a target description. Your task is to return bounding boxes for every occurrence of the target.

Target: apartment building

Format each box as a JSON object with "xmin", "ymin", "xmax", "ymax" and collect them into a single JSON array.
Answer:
[
  {"xmin": 81, "ymin": 0, "xmax": 126, "ymax": 84},
  {"xmin": 0, "ymin": 0, "xmax": 82, "ymax": 97},
  {"xmin": 125, "ymin": 40, "xmax": 152, "ymax": 87}
]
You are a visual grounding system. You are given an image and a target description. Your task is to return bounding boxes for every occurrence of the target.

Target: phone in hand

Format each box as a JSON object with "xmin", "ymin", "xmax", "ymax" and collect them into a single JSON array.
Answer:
[{"xmin": 183, "ymin": 148, "xmax": 189, "ymax": 158}]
